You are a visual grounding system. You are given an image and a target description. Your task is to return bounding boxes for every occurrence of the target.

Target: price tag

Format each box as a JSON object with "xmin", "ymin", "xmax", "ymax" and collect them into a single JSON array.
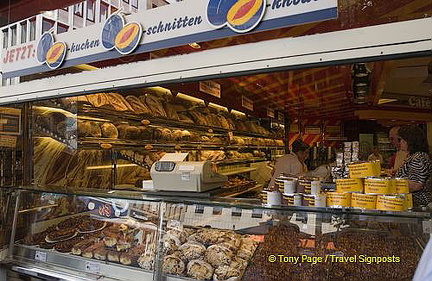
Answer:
[
  {"xmin": 35, "ymin": 251, "xmax": 47, "ymax": 262},
  {"xmin": 85, "ymin": 261, "xmax": 100, "ymax": 274}
]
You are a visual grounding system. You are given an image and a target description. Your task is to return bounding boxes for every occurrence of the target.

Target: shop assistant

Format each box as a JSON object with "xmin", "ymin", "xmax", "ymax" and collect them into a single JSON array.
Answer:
[
  {"xmin": 268, "ymin": 139, "xmax": 310, "ymax": 189},
  {"xmin": 395, "ymin": 125, "xmax": 432, "ymax": 206}
]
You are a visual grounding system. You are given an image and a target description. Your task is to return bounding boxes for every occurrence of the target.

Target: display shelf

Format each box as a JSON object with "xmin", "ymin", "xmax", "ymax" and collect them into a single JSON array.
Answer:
[
  {"xmin": 13, "ymin": 245, "xmax": 153, "ymax": 281},
  {"xmin": 223, "ymin": 184, "xmax": 263, "ymax": 198},
  {"xmin": 79, "ymin": 106, "xmax": 282, "ymax": 140},
  {"xmin": 219, "ymin": 167, "xmax": 257, "ymax": 176}
]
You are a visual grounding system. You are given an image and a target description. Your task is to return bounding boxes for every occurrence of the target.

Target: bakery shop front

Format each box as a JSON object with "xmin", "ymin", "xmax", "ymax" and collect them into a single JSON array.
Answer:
[{"xmin": 0, "ymin": 0, "xmax": 431, "ymax": 280}]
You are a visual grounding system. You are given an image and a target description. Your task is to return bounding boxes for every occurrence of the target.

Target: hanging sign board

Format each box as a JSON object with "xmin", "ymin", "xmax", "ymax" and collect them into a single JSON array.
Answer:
[
  {"xmin": 242, "ymin": 96, "xmax": 254, "ymax": 111},
  {"xmin": 199, "ymin": 81, "xmax": 221, "ymax": 98},
  {"xmin": 1, "ymin": 0, "xmax": 338, "ymax": 78},
  {"xmin": 0, "ymin": 135, "xmax": 17, "ymax": 148}
]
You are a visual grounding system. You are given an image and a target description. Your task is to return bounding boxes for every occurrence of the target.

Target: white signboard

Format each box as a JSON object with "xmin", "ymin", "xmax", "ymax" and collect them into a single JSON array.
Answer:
[
  {"xmin": 1, "ymin": 0, "xmax": 338, "ymax": 78},
  {"xmin": 199, "ymin": 81, "xmax": 221, "ymax": 98}
]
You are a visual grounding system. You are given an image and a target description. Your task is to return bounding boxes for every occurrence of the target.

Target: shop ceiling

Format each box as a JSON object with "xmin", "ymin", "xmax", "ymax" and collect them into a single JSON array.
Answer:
[{"xmin": 6, "ymin": 0, "xmax": 432, "ymax": 123}]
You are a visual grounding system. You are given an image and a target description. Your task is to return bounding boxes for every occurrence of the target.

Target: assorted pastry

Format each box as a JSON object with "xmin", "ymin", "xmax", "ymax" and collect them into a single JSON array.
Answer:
[
  {"xmin": 21, "ymin": 215, "xmax": 158, "ymax": 268},
  {"xmin": 161, "ymin": 227, "xmax": 259, "ymax": 281}
]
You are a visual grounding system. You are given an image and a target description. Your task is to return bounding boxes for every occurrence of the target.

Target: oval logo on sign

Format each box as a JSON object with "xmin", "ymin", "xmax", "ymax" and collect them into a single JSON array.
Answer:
[
  {"xmin": 206, "ymin": 0, "xmax": 265, "ymax": 33},
  {"xmin": 45, "ymin": 42, "xmax": 67, "ymax": 69},
  {"xmin": 36, "ymin": 32, "xmax": 54, "ymax": 64},
  {"xmin": 227, "ymin": 0, "xmax": 265, "ymax": 32},
  {"xmin": 101, "ymin": 14, "xmax": 125, "ymax": 50},
  {"xmin": 114, "ymin": 22, "xmax": 142, "ymax": 55}
]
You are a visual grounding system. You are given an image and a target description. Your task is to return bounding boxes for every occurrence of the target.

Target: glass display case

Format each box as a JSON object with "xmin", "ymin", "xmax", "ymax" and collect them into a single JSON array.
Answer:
[{"xmin": 3, "ymin": 186, "xmax": 430, "ymax": 281}]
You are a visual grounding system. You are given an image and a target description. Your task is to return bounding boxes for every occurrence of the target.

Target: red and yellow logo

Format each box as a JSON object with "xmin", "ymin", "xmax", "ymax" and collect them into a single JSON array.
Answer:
[
  {"xmin": 227, "ymin": 0, "xmax": 263, "ymax": 27},
  {"xmin": 115, "ymin": 23, "xmax": 140, "ymax": 50},
  {"xmin": 46, "ymin": 42, "xmax": 66, "ymax": 64}
]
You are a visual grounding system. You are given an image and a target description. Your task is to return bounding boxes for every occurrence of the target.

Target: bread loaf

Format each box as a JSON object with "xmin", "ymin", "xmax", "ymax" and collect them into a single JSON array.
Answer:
[
  {"xmin": 86, "ymin": 93, "xmax": 110, "ymax": 108},
  {"xmin": 142, "ymin": 95, "xmax": 167, "ymax": 117},
  {"xmin": 77, "ymin": 120, "xmax": 91, "ymax": 137},
  {"xmin": 117, "ymin": 124, "xmax": 141, "ymax": 139},
  {"xmin": 164, "ymin": 103, "xmax": 180, "ymax": 121},
  {"xmin": 101, "ymin": 123, "xmax": 119, "ymax": 138},
  {"xmin": 126, "ymin": 95, "xmax": 151, "ymax": 114},
  {"xmin": 89, "ymin": 121, "xmax": 102, "ymax": 138},
  {"xmin": 178, "ymin": 113, "xmax": 194, "ymax": 123},
  {"xmin": 105, "ymin": 93, "xmax": 134, "ymax": 112}
]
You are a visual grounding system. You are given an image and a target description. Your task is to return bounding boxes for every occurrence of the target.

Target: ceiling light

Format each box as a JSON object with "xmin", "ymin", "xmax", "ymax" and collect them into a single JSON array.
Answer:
[
  {"xmin": 377, "ymin": 98, "xmax": 398, "ymax": 105},
  {"xmin": 209, "ymin": 102, "xmax": 228, "ymax": 112},
  {"xmin": 177, "ymin": 93, "xmax": 204, "ymax": 104},
  {"xmin": 231, "ymin": 109, "xmax": 246, "ymax": 116},
  {"xmin": 188, "ymin": 42, "xmax": 201, "ymax": 49}
]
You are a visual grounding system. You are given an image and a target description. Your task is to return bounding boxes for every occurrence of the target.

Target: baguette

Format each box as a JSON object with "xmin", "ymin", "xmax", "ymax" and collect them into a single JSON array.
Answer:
[{"xmin": 125, "ymin": 95, "xmax": 151, "ymax": 114}]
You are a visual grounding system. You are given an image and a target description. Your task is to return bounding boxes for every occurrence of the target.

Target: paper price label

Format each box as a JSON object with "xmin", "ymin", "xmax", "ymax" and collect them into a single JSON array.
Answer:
[
  {"xmin": 181, "ymin": 172, "xmax": 191, "ymax": 181},
  {"xmin": 35, "ymin": 251, "xmax": 47, "ymax": 262},
  {"xmin": 85, "ymin": 261, "xmax": 100, "ymax": 274}
]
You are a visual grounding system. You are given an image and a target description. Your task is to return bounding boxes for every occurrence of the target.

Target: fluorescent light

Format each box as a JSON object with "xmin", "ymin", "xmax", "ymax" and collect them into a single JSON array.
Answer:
[
  {"xmin": 86, "ymin": 164, "xmax": 138, "ymax": 170},
  {"xmin": 74, "ymin": 64, "xmax": 98, "ymax": 71},
  {"xmin": 209, "ymin": 102, "xmax": 228, "ymax": 112},
  {"xmin": 34, "ymin": 106, "xmax": 75, "ymax": 118},
  {"xmin": 177, "ymin": 93, "xmax": 204, "ymax": 104},
  {"xmin": 188, "ymin": 42, "xmax": 201, "ymax": 49},
  {"xmin": 231, "ymin": 109, "xmax": 246, "ymax": 116},
  {"xmin": 378, "ymin": 98, "xmax": 398, "ymax": 105}
]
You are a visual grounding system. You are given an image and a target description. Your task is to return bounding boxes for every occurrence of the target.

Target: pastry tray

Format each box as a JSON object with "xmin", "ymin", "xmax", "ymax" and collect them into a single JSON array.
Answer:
[{"xmin": 13, "ymin": 244, "xmax": 226, "ymax": 281}]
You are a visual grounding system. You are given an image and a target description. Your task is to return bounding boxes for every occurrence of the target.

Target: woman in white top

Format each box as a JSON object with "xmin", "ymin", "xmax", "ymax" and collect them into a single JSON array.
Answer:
[{"xmin": 268, "ymin": 139, "xmax": 310, "ymax": 189}]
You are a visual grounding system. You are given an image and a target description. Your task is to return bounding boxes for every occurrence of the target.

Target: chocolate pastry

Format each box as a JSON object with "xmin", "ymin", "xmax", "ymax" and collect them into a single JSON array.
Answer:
[
  {"xmin": 78, "ymin": 219, "xmax": 105, "ymax": 233},
  {"xmin": 82, "ymin": 242, "xmax": 104, "ymax": 259},
  {"xmin": 46, "ymin": 228, "xmax": 76, "ymax": 242},
  {"xmin": 94, "ymin": 246, "xmax": 108, "ymax": 260},
  {"xmin": 72, "ymin": 239, "xmax": 97, "ymax": 255}
]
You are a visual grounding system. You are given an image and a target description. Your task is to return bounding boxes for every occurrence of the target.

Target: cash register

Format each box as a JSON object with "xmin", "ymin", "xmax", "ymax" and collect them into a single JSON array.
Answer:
[{"xmin": 150, "ymin": 153, "xmax": 228, "ymax": 192}]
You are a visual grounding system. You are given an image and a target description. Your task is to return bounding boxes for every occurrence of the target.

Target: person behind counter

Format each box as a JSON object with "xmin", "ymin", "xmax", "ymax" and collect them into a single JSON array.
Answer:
[
  {"xmin": 268, "ymin": 139, "xmax": 310, "ymax": 189},
  {"xmin": 388, "ymin": 126, "xmax": 408, "ymax": 173},
  {"xmin": 395, "ymin": 125, "xmax": 432, "ymax": 206},
  {"xmin": 367, "ymin": 146, "xmax": 383, "ymax": 163}
]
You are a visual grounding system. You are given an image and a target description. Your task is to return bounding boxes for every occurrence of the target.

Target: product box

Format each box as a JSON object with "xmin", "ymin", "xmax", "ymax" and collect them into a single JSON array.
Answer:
[
  {"xmin": 376, "ymin": 195, "xmax": 406, "ymax": 211},
  {"xmin": 348, "ymin": 162, "xmax": 381, "ymax": 179},
  {"xmin": 326, "ymin": 192, "xmax": 351, "ymax": 208},
  {"xmin": 364, "ymin": 178, "xmax": 395, "ymax": 194},
  {"xmin": 351, "ymin": 193, "xmax": 376, "ymax": 210},
  {"xmin": 394, "ymin": 178, "xmax": 409, "ymax": 193},
  {"xmin": 336, "ymin": 178, "xmax": 364, "ymax": 193}
]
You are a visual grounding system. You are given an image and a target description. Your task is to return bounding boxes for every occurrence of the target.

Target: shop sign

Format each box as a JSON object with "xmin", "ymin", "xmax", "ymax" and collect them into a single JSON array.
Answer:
[
  {"xmin": 199, "ymin": 81, "xmax": 221, "ymax": 98},
  {"xmin": 267, "ymin": 108, "xmax": 275, "ymax": 118},
  {"xmin": 1, "ymin": 0, "xmax": 338, "ymax": 78},
  {"xmin": 242, "ymin": 95, "xmax": 254, "ymax": 111}
]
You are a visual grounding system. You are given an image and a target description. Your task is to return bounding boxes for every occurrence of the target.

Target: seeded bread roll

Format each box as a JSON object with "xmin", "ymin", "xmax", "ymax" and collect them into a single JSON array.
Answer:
[
  {"xmin": 125, "ymin": 95, "xmax": 151, "ymax": 114},
  {"xmin": 101, "ymin": 123, "xmax": 118, "ymax": 139}
]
